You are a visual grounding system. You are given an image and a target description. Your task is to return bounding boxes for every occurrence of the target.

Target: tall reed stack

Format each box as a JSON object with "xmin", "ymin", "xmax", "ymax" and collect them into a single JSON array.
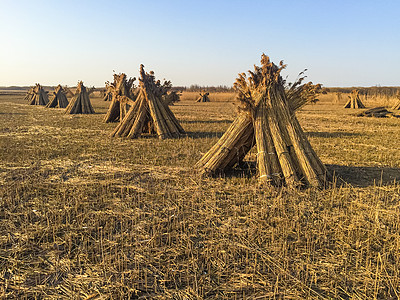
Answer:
[
  {"xmin": 65, "ymin": 81, "xmax": 95, "ymax": 114},
  {"xmin": 46, "ymin": 85, "xmax": 69, "ymax": 108},
  {"xmin": 344, "ymin": 89, "xmax": 365, "ymax": 108},
  {"xmin": 111, "ymin": 65, "xmax": 185, "ymax": 139},
  {"xmin": 28, "ymin": 84, "xmax": 49, "ymax": 106},
  {"xmin": 196, "ymin": 54, "xmax": 328, "ymax": 188}
]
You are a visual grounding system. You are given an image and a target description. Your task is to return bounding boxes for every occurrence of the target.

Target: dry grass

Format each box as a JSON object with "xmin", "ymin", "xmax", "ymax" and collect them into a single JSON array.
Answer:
[{"xmin": 0, "ymin": 93, "xmax": 400, "ymax": 299}]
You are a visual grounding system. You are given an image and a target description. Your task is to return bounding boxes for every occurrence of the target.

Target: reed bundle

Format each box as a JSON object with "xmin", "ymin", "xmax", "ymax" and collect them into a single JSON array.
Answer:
[
  {"xmin": 393, "ymin": 92, "xmax": 400, "ymax": 110},
  {"xmin": 46, "ymin": 85, "xmax": 69, "ymax": 108},
  {"xmin": 65, "ymin": 81, "xmax": 95, "ymax": 114},
  {"xmin": 111, "ymin": 65, "xmax": 185, "ymax": 139},
  {"xmin": 24, "ymin": 86, "xmax": 35, "ymax": 102},
  {"xmin": 344, "ymin": 89, "xmax": 365, "ymax": 108},
  {"xmin": 102, "ymin": 86, "xmax": 113, "ymax": 101},
  {"xmin": 28, "ymin": 84, "xmax": 49, "ymax": 106},
  {"xmin": 196, "ymin": 92, "xmax": 210, "ymax": 102},
  {"xmin": 196, "ymin": 54, "xmax": 328, "ymax": 187},
  {"xmin": 104, "ymin": 73, "xmax": 136, "ymax": 123}
]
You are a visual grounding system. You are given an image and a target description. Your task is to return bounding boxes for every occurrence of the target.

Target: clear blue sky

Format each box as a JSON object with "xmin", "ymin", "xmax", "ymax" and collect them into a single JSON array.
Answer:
[{"xmin": 0, "ymin": 0, "xmax": 399, "ymax": 87}]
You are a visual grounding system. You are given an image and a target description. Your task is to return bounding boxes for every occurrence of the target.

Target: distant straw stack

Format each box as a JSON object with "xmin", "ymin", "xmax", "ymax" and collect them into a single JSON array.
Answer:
[
  {"xmin": 111, "ymin": 65, "xmax": 185, "ymax": 139},
  {"xmin": 196, "ymin": 54, "xmax": 328, "ymax": 188},
  {"xmin": 65, "ymin": 81, "xmax": 95, "ymax": 114},
  {"xmin": 46, "ymin": 85, "xmax": 69, "ymax": 108},
  {"xmin": 344, "ymin": 90, "xmax": 365, "ymax": 108},
  {"xmin": 392, "ymin": 92, "xmax": 400, "ymax": 110},
  {"xmin": 196, "ymin": 92, "xmax": 210, "ymax": 102}
]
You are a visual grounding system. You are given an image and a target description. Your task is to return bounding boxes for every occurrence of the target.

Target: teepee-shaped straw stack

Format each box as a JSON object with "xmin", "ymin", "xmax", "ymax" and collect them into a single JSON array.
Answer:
[
  {"xmin": 104, "ymin": 73, "xmax": 136, "ymax": 123},
  {"xmin": 28, "ymin": 84, "xmax": 49, "ymax": 106},
  {"xmin": 344, "ymin": 90, "xmax": 365, "ymax": 108},
  {"xmin": 196, "ymin": 92, "xmax": 210, "ymax": 102},
  {"xmin": 111, "ymin": 65, "xmax": 185, "ymax": 139},
  {"xmin": 65, "ymin": 81, "xmax": 95, "ymax": 114},
  {"xmin": 196, "ymin": 54, "xmax": 328, "ymax": 188},
  {"xmin": 46, "ymin": 85, "xmax": 69, "ymax": 108},
  {"xmin": 392, "ymin": 93, "xmax": 400, "ymax": 110}
]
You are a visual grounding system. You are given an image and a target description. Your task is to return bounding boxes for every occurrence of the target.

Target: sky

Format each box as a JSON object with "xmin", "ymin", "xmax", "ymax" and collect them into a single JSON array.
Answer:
[{"xmin": 0, "ymin": 0, "xmax": 399, "ymax": 88}]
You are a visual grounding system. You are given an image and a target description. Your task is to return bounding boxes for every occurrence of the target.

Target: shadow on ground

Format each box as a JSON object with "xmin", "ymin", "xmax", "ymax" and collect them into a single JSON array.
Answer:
[
  {"xmin": 181, "ymin": 119, "xmax": 232, "ymax": 124},
  {"xmin": 327, "ymin": 164, "xmax": 400, "ymax": 187},
  {"xmin": 306, "ymin": 131, "xmax": 362, "ymax": 138},
  {"xmin": 185, "ymin": 131, "xmax": 225, "ymax": 139}
]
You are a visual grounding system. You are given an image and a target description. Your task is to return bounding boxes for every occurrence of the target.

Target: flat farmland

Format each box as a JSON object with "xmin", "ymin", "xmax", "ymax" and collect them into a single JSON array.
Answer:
[{"xmin": 0, "ymin": 93, "xmax": 399, "ymax": 299}]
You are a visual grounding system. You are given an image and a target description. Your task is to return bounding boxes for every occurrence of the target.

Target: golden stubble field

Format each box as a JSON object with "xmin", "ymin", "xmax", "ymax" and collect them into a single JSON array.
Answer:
[{"xmin": 0, "ymin": 92, "xmax": 399, "ymax": 299}]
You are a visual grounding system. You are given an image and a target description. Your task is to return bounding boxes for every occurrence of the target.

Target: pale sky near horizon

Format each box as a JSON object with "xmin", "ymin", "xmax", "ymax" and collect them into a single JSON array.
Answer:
[{"xmin": 0, "ymin": 0, "xmax": 399, "ymax": 88}]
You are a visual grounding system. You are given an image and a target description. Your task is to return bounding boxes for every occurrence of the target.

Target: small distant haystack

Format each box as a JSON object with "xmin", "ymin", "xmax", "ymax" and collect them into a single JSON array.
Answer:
[
  {"xmin": 111, "ymin": 65, "xmax": 185, "ymax": 139},
  {"xmin": 24, "ymin": 86, "xmax": 35, "ymax": 103},
  {"xmin": 102, "ymin": 85, "xmax": 113, "ymax": 101},
  {"xmin": 196, "ymin": 54, "xmax": 328, "ymax": 187},
  {"xmin": 28, "ymin": 84, "xmax": 49, "ymax": 106},
  {"xmin": 163, "ymin": 91, "xmax": 181, "ymax": 106},
  {"xmin": 196, "ymin": 92, "xmax": 210, "ymax": 102},
  {"xmin": 344, "ymin": 90, "xmax": 365, "ymax": 108},
  {"xmin": 104, "ymin": 73, "xmax": 136, "ymax": 123},
  {"xmin": 392, "ymin": 92, "xmax": 400, "ymax": 110},
  {"xmin": 46, "ymin": 85, "xmax": 69, "ymax": 108},
  {"xmin": 65, "ymin": 81, "xmax": 95, "ymax": 114}
]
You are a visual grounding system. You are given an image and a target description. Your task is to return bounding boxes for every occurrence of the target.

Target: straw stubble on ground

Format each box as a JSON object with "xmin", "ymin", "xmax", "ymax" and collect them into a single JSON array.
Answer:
[{"xmin": 0, "ymin": 94, "xmax": 400, "ymax": 299}]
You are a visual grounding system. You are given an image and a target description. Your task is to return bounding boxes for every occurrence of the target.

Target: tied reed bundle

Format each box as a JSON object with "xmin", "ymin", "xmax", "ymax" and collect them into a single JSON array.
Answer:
[
  {"xmin": 111, "ymin": 65, "xmax": 185, "ymax": 139},
  {"xmin": 344, "ymin": 89, "xmax": 366, "ymax": 109},
  {"xmin": 393, "ymin": 92, "xmax": 400, "ymax": 110},
  {"xmin": 28, "ymin": 84, "xmax": 49, "ymax": 106},
  {"xmin": 196, "ymin": 54, "xmax": 328, "ymax": 188},
  {"xmin": 65, "ymin": 81, "xmax": 95, "ymax": 114},
  {"xmin": 46, "ymin": 85, "xmax": 69, "ymax": 108}
]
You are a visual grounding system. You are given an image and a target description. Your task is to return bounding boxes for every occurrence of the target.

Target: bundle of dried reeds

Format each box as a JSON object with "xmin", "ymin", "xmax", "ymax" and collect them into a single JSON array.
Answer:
[
  {"xmin": 104, "ymin": 74, "xmax": 136, "ymax": 123},
  {"xmin": 24, "ymin": 86, "xmax": 35, "ymax": 102},
  {"xmin": 28, "ymin": 84, "xmax": 49, "ymax": 106},
  {"xmin": 102, "ymin": 86, "xmax": 113, "ymax": 101},
  {"xmin": 196, "ymin": 54, "xmax": 328, "ymax": 188},
  {"xmin": 392, "ymin": 93, "xmax": 400, "ymax": 110},
  {"xmin": 111, "ymin": 65, "xmax": 185, "ymax": 139},
  {"xmin": 196, "ymin": 92, "xmax": 210, "ymax": 102},
  {"xmin": 344, "ymin": 90, "xmax": 365, "ymax": 108},
  {"xmin": 65, "ymin": 81, "xmax": 95, "ymax": 114},
  {"xmin": 46, "ymin": 85, "xmax": 69, "ymax": 108}
]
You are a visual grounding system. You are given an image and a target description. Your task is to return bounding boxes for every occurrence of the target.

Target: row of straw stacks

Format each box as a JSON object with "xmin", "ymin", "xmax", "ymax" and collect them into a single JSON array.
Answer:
[{"xmin": 195, "ymin": 54, "xmax": 328, "ymax": 188}]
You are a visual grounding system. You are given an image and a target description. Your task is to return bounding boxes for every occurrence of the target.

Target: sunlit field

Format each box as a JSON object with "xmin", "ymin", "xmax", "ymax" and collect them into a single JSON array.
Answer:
[{"xmin": 1, "ymin": 92, "xmax": 399, "ymax": 299}]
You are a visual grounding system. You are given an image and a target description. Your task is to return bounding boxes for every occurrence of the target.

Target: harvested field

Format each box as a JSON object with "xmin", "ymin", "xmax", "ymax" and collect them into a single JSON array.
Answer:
[{"xmin": 1, "ymin": 93, "xmax": 400, "ymax": 298}]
